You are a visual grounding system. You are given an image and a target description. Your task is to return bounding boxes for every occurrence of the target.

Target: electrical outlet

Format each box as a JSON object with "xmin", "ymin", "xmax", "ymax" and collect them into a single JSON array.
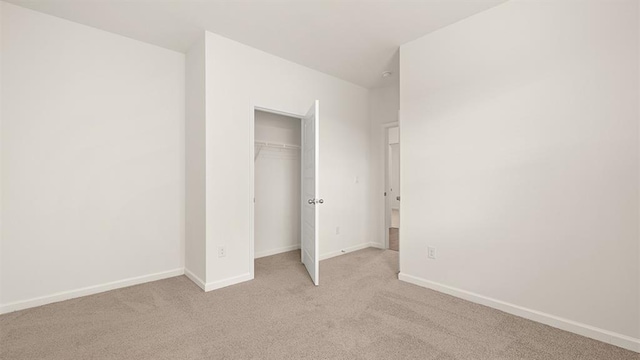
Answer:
[
  {"xmin": 218, "ymin": 246, "xmax": 226, "ymax": 258},
  {"xmin": 336, "ymin": 226, "xmax": 340, "ymax": 235},
  {"xmin": 427, "ymin": 247, "xmax": 436, "ymax": 259}
]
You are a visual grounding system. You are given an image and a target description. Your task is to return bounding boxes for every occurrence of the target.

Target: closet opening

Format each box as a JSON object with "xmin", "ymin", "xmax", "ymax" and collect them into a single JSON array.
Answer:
[
  {"xmin": 252, "ymin": 108, "xmax": 303, "ymax": 272},
  {"xmin": 385, "ymin": 125, "xmax": 400, "ymax": 252}
]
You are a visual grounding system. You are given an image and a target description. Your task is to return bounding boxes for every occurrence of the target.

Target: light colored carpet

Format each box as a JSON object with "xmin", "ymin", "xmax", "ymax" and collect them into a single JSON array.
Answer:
[{"xmin": 1, "ymin": 248, "xmax": 637, "ymax": 359}]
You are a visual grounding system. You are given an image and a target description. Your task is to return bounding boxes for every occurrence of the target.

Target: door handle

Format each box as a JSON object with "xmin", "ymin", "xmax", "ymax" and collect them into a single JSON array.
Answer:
[
  {"xmin": 308, "ymin": 199, "xmax": 316, "ymax": 205},
  {"xmin": 317, "ymin": 199, "xmax": 324, "ymax": 204},
  {"xmin": 396, "ymin": 196, "xmax": 400, "ymax": 201}
]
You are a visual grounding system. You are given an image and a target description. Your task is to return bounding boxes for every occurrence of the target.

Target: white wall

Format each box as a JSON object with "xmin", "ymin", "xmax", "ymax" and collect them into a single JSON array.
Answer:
[
  {"xmin": 388, "ymin": 127, "xmax": 399, "ymax": 145},
  {"xmin": 254, "ymin": 111, "xmax": 301, "ymax": 258},
  {"xmin": 185, "ymin": 35, "xmax": 206, "ymax": 286},
  {"xmin": 0, "ymin": 0, "xmax": 4, "ymax": 305},
  {"xmin": 203, "ymin": 32, "xmax": 371, "ymax": 287},
  {"xmin": 638, "ymin": 2, "xmax": 640, "ymax": 344},
  {"xmin": 400, "ymin": 0, "xmax": 639, "ymax": 350},
  {"xmin": 369, "ymin": 85, "xmax": 399, "ymax": 248},
  {"xmin": 255, "ymin": 111, "xmax": 301, "ymax": 146},
  {"xmin": 0, "ymin": 3, "xmax": 185, "ymax": 311}
]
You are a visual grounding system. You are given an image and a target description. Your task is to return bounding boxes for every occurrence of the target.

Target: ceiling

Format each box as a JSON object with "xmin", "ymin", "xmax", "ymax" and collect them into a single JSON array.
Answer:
[{"xmin": 6, "ymin": 0, "xmax": 506, "ymax": 88}]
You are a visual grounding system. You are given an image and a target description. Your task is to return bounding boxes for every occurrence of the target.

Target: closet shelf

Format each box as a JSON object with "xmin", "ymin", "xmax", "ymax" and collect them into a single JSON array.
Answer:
[
  {"xmin": 254, "ymin": 140, "xmax": 300, "ymax": 162},
  {"xmin": 254, "ymin": 140, "xmax": 301, "ymax": 150}
]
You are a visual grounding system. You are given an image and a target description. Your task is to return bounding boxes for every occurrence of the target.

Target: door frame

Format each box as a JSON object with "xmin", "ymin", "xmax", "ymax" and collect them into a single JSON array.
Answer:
[
  {"xmin": 249, "ymin": 104, "xmax": 305, "ymax": 281},
  {"xmin": 381, "ymin": 121, "xmax": 399, "ymax": 250}
]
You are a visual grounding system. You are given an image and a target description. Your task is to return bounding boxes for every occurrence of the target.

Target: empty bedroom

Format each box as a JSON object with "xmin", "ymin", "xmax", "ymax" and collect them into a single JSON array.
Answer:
[{"xmin": 1, "ymin": 0, "xmax": 639, "ymax": 359}]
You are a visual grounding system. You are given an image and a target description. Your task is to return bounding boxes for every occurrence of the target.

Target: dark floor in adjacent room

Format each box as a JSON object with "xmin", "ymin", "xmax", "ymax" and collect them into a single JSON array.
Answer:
[{"xmin": 0, "ymin": 248, "xmax": 636, "ymax": 360}]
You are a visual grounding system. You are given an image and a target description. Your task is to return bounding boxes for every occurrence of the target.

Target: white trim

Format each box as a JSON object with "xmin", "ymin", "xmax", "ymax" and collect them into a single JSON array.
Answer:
[
  {"xmin": 184, "ymin": 268, "xmax": 206, "ymax": 291},
  {"xmin": 398, "ymin": 273, "xmax": 640, "ymax": 354},
  {"xmin": 320, "ymin": 243, "xmax": 384, "ymax": 261},
  {"xmin": 249, "ymin": 104, "xmax": 256, "ymax": 280},
  {"xmin": 255, "ymin": 244, "xmax": 301, "ymax": 259},
  {"xmin": 0, "ymin": 268, "xmax": 184, "ymax": 315},
  {"xmin": 204, "ymin": 273, "xmax": 252, "ymax": 292},
  {"xmin": 254, "ymin": 106, "xmax": 304, "ymax": 119},
  {"xmin": 368, "ymin": 242, "xmax": 385, "ymax": 250}
]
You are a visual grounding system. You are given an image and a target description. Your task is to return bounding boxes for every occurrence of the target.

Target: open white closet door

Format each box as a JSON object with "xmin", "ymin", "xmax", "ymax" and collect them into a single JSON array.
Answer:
[{"xmin": 301, "ymin": 100, "xmax": 320, "ymax": 286}]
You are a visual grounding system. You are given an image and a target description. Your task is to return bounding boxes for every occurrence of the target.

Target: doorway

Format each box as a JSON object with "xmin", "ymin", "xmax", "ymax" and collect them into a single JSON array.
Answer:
[
  {"xmin": 385, "ymin": 125, "xmax": 400, "ymax": 252},
  {"xmin": 253, "ymin": 110, "xmax": 302, "ymax": 259},
  {"xmin": 250, "ymin": 102, "xmax": 321, "ymax": 286}
]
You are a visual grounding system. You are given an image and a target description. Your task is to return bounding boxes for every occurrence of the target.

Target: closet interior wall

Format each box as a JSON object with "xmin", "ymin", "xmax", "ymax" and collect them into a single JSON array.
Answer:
[{"xmin": 254, "ymin": 110, "xmax": 302, "ymax": 258}]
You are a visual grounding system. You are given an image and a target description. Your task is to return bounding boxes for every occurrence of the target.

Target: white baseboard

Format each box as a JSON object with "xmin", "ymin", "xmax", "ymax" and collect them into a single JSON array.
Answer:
[
  {"xmin": 398, "ymin": 273, "xmax": 640, "ymax": 354},
  {"xmin": 201, "ymin": 242, "xmax": 385, "ymax": 292},
  {"xmin": 368, "ymin": 242, "xmax": 385, "ymax": 249},
  {"xmin": 320, "ymin": 242, "xmax": 384, "ymax": 261},
  {"xmin": 204, "ymin": 273, "xmax": 252, "ymax": 292},
  {"xmin": 0, "ymin": 268, "xmax": 185, "ymax": 315},
  {"xmin": 255, "ymin": 244, "xmax": 300, "ymax": 259},
  {"xmin": 184, "ymin": 268, "xmax": 206, "ymax": 291}
]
